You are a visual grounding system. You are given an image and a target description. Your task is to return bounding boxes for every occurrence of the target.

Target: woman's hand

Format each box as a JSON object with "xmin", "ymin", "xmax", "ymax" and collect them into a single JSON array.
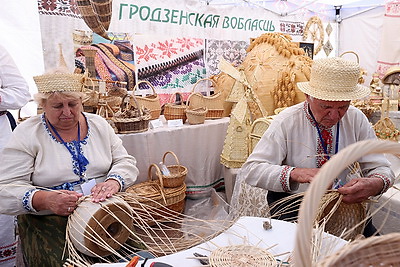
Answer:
[
  {"xmin": 32, "ymin": 190, "xmax": 83, "ymax": 216},
  {"xmin": 91, "ymin": 179, "xmax": 120, "ymax": 203}
]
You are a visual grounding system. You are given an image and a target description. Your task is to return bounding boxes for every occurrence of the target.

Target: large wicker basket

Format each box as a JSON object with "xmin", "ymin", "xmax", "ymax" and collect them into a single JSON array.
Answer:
[
  {"xmin": 294, "ymin": 139, "xmax": 400, "ymax": 267},
  {"xmin": 133, "ymin": 80, "xmax": 161, "ymax": 120},
  {"xmin": 124, "ymin": 164, "xmax": 186, "ymax": 223},
  {"xmin": 164, "ymin": 92, "xmax": 187, "ymax": 122},
  {"xmin": 190, "ymin": 78, "xmax": 224, "ymax": 119},
  {"xmin": 112, "ymin": 95, "xmax": 151, "ymax": 134},
  {"xmin": 161, "ymin": 151, "xmax": 188, "ymax": 188}
]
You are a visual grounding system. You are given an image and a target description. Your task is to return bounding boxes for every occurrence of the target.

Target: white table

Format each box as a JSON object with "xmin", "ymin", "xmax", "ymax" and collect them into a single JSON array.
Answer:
[
  {"xmin": 92, "ymin": 216, "xmax": 347, "ymax": 267},
  {"xmin": 119, "ymin": 116, "xmax": 230, "ymax": 198}
]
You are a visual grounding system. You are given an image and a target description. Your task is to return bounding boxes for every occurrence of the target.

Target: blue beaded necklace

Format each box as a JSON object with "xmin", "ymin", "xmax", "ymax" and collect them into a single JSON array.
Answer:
[{"xmin": 46, "ymin": 119, "xmax": 89, "ymax": 180}]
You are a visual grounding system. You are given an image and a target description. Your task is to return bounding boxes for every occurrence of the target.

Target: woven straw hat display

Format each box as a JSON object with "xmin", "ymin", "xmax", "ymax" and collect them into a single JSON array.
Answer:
[{"xmin": 297, "ymin": 57, "xmax": 370, "ymax": 101}]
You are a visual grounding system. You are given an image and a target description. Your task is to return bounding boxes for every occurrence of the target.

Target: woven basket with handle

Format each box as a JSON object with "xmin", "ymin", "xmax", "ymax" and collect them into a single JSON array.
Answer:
[
  {"xmin": 164, "ymin": 92, "xmax": 187, "ymax": 122},
  {"xmin": 161, "ymin": 151, "xmax": 188, "ymax": 188},
  {"xmin": 125, "ymin": 164, "xmax": 186, "ymax": 224},
  {"xmin": 190, "ymin": 78, "xmax": 224, "ymax": 119},
  {"xmin": 294, "ymin": 139, "xmax": 400, "ymax": 267},
  {"xmin": 133, "ymin": 80, "xmax": 161, "ymax": 120},
  {"xmin": 185, "ymin": 92, "xmax": 208, "ymax": 125}
]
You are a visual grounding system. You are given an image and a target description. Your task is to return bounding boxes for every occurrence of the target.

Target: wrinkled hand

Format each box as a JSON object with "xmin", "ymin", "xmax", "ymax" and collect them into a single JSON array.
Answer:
[
  {"xmin": 337, "ymin": 177, "xmax": 384, "ymax": 204},
  {"xmin": 91, "ymin": 179, "xmax": 120, "ymax": 203},
  {"xmin": 290, "ymin": 168, "xmax": 319, "ymax": 183},
  {"xmin": 42, "ymin": 190, "xmax": 82, "ymax": 216}
]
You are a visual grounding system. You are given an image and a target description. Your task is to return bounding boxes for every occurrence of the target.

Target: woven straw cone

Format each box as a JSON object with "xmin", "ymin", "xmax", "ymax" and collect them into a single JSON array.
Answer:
[
  {"xmin": 161, "ymin": 151, "xmax": 188, "ymax": 188},
  {"xmin": 209, "ymin": 245, "xmax": 277, "ymax": 267},
  {"xmin": 294, "ymin": 139, "xmax": 400, "ymax": 267},
  {"xmin": 296, "ymin": 57, "xmax": 370, "ymax": 101},
  {"xmin": 77, "ymin": 0, "xmax": 110, "ymax": 40},
  {"xmin": 241, "ymin": 32, "xmax": 308, "ymax": 115},
  {"xmin": 134, "ymin": 80, "xmax": 161, "ymax": 120}
]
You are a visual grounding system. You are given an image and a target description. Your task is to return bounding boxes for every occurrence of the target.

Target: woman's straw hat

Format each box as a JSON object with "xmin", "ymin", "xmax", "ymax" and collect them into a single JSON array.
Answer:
[
  {"xmin": 297, "ymin": 57, "xmax": 370, "ymax": 101},
  {"xmin": 33, "ymin": 43, "xmax": 85, "ymax": 93}
]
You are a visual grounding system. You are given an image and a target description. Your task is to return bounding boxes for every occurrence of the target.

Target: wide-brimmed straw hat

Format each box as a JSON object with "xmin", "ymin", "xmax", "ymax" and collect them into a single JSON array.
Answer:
[
  {"xmin": 297, "ymin": 57, "xmax": 370, "ymax": 101},
  {"xmin": 382, "ymin": 66, "xmax": 400, "ymax": 82}
]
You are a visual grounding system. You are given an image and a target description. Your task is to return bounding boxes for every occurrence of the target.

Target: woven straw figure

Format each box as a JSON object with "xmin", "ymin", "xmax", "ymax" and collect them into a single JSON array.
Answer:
[{"xmin": 241, "ymin": 32, "xmax": 312, "ymax": 115}]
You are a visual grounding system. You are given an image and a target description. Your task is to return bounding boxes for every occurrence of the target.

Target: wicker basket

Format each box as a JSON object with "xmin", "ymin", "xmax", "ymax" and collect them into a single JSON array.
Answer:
[
  {"xmin": 186, "ymin": 93, "xmax": 208, "ymax": 125},
  {"xmin": 133, "ymin": 80, "xmax": 161, "ymax": 120},
  {"xmin": 77, "ymin": 0, "xmax": 110, "ymax": 40},
  {"xmin": 125, "ymin": 164, "xmax": 186, "ymax": 223},
  {"xmin": 294, "ymin": 139, "xmax": 400, "ymax": 267},
  {"xmin": 112, "ymin": 95, "xmax": 151, "ymax": 134},
  {"xmin": 249, "ymin": 117, "xmax": 273, "ymax": 153},
  {"xmin": 164, "ymin": 92, "xmax": 187, "ymax": 122},
  {"xmin": 161, "ymin": 151, "xmax": 187, "ymax": 188},
  {"xmin": 191, "ymin": 78, "xmax": 224, "ymax": 119}
]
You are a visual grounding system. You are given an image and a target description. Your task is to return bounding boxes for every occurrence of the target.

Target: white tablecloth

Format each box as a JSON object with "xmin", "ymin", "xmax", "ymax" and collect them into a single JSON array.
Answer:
[
  {"xmin": 92, "ymin": 216, "xmax": 347, "ymax": 267},
  {"xmin": 119, "ymin": 116, "xmax": 230, "ymax": 198}
]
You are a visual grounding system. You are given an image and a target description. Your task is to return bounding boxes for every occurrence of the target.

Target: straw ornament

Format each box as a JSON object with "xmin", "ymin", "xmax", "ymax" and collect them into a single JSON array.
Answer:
[{"xmin": 303, "ymin": 16, "xmax": 324, "ymax": 55}]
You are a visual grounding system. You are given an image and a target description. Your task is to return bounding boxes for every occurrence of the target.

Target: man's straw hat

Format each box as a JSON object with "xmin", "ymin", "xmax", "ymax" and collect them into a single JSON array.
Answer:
[
  {"xmin": 297, "ymin": 57, "xmax": 370, "ymax": 101},
  {"xmin": 33, "ymin": 44, "xmax": 85, "ymax": 93}
]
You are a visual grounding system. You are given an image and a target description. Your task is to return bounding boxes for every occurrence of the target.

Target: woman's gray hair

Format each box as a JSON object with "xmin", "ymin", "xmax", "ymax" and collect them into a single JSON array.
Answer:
[{"xmin": 34, "ymin": 91, "xmax": 86, "ymax": 107}]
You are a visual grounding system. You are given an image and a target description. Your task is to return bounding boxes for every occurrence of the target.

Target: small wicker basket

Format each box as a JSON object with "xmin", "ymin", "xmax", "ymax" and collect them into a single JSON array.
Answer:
[
  {"xmin": 125, "ymin": 164, "xmax": 186, "ymax": 223},
  {"xmin": 161, "ymin": 151, "xmax": 188, "ymax": 188},
  {"xmin": 186, "ymin": 93, "xmax": 208, "ymax": 125},
  {"xmin": 164, "ymin": 92, "xmax": 187, "ymax": 122}
]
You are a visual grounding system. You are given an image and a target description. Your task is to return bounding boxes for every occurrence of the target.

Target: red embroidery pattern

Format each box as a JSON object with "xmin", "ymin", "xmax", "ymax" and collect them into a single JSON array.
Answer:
[
  {"xmin": 280, "ymin": 166, "xmax": 292, "ymax": 192},
  {"xmin": 368, "ymin": 173, "xmax": 392, "ymax": 194}
]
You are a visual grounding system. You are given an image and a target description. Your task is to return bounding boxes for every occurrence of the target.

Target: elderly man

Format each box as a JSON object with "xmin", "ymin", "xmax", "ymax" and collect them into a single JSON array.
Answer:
[{"xmin": 233, "ymin": 57, "xmax": 394, "ymax": 237}]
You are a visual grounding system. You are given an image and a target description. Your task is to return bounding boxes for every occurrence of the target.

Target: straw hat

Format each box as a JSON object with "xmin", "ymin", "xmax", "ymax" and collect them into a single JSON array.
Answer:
[
  {"xmin": 34, "ymin": 43, "xmax": 85, "ymax": 93},
  {"xmin": 297, "ymin": 57, "xmax": 370, "ymax": 101}
]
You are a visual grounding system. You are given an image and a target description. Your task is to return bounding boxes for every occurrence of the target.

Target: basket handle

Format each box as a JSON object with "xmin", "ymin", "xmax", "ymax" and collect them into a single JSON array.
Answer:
[
  {"xmin": 134, "ymin": 80, "xmax": 157, "ymax": 95},
  {"xmin": 168, "ymin": 92, "xmax": 186, "ymax": 105},
  {"xmin": 147, "ymin": 164, "xmax": 167, "ymax": 205},
  {"xmin": 186, "ymin": 92, "xmax": 205, "ymax": 109},
  {"xmin": 162, "ymin": 151, "xmax": 181, "ymax": 167},
  {"xmin": 191, "ymin": 78, "xmax": 222, "ymax": 96},
  {"xmin": 339, "ymin": 51, "xmax": 359, "ymax": 63},
  {"xmin": 293, "ymin": 139, "xmax": 400, "ymax": 267}
]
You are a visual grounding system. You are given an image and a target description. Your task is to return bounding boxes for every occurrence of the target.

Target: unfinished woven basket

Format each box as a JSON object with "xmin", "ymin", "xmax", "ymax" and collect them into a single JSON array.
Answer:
[
  {"xmin": 186, "ymin": 92, "xmax": 208, "ymax": 125},
  {"xmin": 164, "ymin": 92, "xmax": 187, "ymax": 122},
  {"xmin": 209, "ymin": 245, "xmax": 277, "ymax": 267},
  {"xmin": 294, "ymin": 139, "xmax": 400, "ymax": 267},
  {"xmin": 161, "ymin": 151, "xmax": 188, "ymax": 188},
  {"xmin": 133, "ymin": 80, "xmax": 161, "ymax": 120},
  {"xmin": 191, "ymin": 78, "xmax": 224, "ymax": 119}
]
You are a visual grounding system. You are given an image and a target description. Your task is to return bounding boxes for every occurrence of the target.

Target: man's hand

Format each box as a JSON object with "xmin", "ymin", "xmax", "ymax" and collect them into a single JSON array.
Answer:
[
  {"xmin": 290, "ymin": 168, "xmax": 319, "ymax": 183},
  {"xmin": 337, "ymin": 177, "xmax": 384, "ymax": 204}
]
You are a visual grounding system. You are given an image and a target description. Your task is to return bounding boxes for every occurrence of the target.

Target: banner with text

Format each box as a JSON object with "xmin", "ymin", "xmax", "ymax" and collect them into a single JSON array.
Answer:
[{"xmin": 111, "ymin": 0, "xmax": 284, "ymax": 41}]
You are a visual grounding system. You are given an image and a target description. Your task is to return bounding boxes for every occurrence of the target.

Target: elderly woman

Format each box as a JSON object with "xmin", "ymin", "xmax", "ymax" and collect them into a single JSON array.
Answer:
[{"xmin": 0, "ymin": 71, "xmax": 139, "ymax": 266}]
